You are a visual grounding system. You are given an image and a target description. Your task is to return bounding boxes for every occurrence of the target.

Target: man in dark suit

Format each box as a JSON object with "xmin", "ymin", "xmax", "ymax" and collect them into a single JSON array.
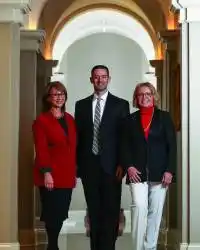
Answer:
[{"xmin": 75, "ymin": 65, "xmax": 130, "ymax": 250}]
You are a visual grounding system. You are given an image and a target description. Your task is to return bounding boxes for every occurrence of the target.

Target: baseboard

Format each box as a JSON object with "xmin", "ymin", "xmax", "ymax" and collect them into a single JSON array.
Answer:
[
  {"xmin": 167, "ymin": 228, "xmax": 179, "ymax": 247},
  {"xmin": 0, "ymin": 243, "xmax": 19, "ymax": 250},
  {"xmin": 187, "ymin": 244, "xmax": 200, "ymax": 250},
  {"xmin": 34, "ymin": 227, "xmax": 47, "ymax": 246},
  {"xmin": 18, "ymin": 229, "xmax": 35, "ymax": 247},
  {"xmin": 179, "ymin": 242, "xmax": 200, "ymax": 250},
  {"xmin": 179, "ymin": 243, "xmax": 188, "ymax": 250}
]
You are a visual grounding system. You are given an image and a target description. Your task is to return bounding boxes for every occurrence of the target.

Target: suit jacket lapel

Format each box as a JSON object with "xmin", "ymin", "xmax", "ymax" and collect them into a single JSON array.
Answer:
[
  {"xmin": 87, "ymin": 94, "xmax": 93, "ymax": 130},
  {"xmin": 134, "ymin": 111, "xmax": 146, "ymax": 141},
  {"xmin": 46, "ymin": 112, "xmax": 68, "ymax": 140},
  {"xmin": 148, "ymin": 108, "xmax": 159, "ymax": 137}
]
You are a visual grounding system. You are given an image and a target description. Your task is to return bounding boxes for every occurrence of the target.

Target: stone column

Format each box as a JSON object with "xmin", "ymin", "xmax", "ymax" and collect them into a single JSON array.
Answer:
[
  {"xmin": 150, "ymin": 59, "xmax": 169, "ymax": 248},
  {"xmin": 36, "ymin": 58, "xmax": 58, "ymax": 115},
  {"xmin": 34, "ymin": 57, "xmax": 58, "ymax": 247},
  {"xmin": 157, "ymin": 28, "xmax": 180, "ymax": 248},
  {"xmin": 19, "ymin": 30, "xmax": 45, "ymax": 248},
  {"xmin": 172, "ymin": 1, "xmax": 200, "ymax": 249},
  {"xmin": 159, "ymin": 29, "xmax": 180, "ymax": 130},
  {"xmin": 149, "ymin": 59, "xmax": 164, "ymax": 108},
  {"xmin": 0, "ymin": 1, "xmax": 31, "ymax": 249}
]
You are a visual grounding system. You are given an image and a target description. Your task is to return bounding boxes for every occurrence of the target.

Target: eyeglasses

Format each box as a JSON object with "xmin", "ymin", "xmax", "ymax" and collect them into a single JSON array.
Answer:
[
  {"xmin": 49, "ymin": 93, "xmax": 65, "ymax": 98},
  {"xmin": 137, "ymin": 92, "xmax": 152, "ymax": 97}
]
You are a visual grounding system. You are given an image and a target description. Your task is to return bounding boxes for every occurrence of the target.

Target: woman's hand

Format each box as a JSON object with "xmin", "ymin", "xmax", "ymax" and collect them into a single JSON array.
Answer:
[
  {"xmin": 128, "ymin": 166, "xmax": 141, "ymax": 183},
  {"xmin": 162, "ymin": 172, "xmax": 173, "ymax": 187},
  {"xmin": 44, "ymin": 172, "xmax": 54, "ymax": 190}
]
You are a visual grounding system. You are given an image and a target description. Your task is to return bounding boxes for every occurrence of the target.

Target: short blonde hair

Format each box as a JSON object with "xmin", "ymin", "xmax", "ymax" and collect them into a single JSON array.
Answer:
[{"xmin": 133, "ymin": 82, "xmax": 160, "ymax": 108}]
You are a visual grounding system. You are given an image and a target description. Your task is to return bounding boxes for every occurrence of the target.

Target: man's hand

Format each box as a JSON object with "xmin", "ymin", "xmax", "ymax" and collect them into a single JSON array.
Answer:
[
  {"xmin": 162, "ymin": 172, "xmax": 173, "ymax": 187},
  {"xmin": 116, "ymin": 166, "xmax": 123, "ymax": 181},
  {"xmin": 128, "ymin": 166, "xmax": 141, "ymax": 183},
  {"xmin": 44, "ymin": 172, "xmax": 54, "ymax": 190}
]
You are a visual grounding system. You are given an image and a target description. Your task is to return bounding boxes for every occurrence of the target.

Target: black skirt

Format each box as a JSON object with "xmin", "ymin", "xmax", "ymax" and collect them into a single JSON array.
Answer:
[{"xmin": 39, "ymin": 187, "xmax": 72, "ymax": 226}]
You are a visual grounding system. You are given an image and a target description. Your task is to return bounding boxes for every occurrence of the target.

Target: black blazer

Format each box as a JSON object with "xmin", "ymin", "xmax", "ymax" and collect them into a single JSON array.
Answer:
[
  {"xmin": 120, "ymin": 108, "xmax": 177, "ymax": 183},
  {"xmin": 75, "ymin": 92, "xmax": 130, "ymax": 177}
]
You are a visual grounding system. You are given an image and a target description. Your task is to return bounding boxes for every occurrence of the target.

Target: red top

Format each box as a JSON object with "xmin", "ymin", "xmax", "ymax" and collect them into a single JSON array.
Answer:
[
  {"xmin": 140, "ymin": 106, "xmax": 154, "ymax": 139},
  {"xmin": 32, "ymin": 112, "xmax": 77, "ymax": 188}
]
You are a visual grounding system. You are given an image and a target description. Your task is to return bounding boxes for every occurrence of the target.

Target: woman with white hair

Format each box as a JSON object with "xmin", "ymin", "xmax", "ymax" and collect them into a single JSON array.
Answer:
[{"xmin": 120, "ymin": 82, "xmax": 176, "ymax": 250}]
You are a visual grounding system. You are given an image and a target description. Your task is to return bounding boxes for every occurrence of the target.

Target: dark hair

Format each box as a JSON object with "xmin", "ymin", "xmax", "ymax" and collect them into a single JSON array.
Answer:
[
  {"xmin": 42, "ymin": 81, "xmax": 67, "ymax": 113},
  {"xmin": 91, "ymin": 65, "xmax": 109, "ymax": 76}
]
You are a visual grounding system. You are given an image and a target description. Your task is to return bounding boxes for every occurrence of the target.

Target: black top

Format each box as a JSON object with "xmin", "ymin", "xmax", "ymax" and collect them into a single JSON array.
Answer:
[
  {"xmin": 120, "ymin": 108, "xmax": 177, "ymax": 184},
  {"xmin": 58, "ymin": 116, "xmax": 68, "ymax": 135}
]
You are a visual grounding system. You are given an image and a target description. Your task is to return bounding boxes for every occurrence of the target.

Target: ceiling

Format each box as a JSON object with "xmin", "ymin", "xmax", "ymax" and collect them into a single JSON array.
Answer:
[{"xmin": 28, "ymin": 0, "xmax": 173, "ymax": 59}]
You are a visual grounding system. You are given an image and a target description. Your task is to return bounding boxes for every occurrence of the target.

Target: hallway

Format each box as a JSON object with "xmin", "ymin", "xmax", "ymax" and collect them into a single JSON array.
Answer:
[{"xmin": 0, "ymin": 0, "xmax": 200, "ymax": 249}]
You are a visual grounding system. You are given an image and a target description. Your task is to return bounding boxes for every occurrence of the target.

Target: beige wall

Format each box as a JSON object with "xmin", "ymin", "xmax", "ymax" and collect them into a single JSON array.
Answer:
[{"xmin": 0, "ymin": 23, "xmax": 20, "ymax": 243}]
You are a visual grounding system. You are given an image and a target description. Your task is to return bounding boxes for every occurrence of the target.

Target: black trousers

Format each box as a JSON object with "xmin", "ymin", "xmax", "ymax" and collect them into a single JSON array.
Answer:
[
  {"xmin": 39, "ymin": 187, "xmax": 72, "ymax": 250},
  {"xmin": 81, "ymin": 155, "xmax": 122, "ymax": 250}
]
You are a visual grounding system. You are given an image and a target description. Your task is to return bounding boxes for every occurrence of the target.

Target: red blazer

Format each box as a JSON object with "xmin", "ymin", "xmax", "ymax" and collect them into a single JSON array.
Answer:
[{"xmin": 32, "ymin": 112, "xmax": 77, "ymax": 188}]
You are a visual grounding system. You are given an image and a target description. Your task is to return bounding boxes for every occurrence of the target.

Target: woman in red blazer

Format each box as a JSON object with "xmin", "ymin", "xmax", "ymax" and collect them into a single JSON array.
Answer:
[{"xmin": 32, "ymin": 81, "xmax": 76, "ymax": 250}]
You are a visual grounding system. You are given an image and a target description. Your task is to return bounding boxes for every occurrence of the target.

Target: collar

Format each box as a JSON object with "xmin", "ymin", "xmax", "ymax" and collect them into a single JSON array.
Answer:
[
  {"xmin": 139, "ymin": 106, "xmax": 154, "ymax": 115},
  {"xmin": 93, "ymin": 91, "xmax": 108, "ymax": 101}
]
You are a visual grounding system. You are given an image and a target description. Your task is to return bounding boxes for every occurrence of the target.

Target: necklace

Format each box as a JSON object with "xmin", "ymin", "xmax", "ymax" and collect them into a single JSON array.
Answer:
[{"xmin": 143, "ymin": 109, "xmax": 154, "ymax": 132}]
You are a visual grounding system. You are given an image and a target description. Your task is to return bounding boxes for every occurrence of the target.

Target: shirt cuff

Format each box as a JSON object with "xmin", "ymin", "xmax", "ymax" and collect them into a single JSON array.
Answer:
[{"xmin": 40, "ymin": 167, "xmax": 52, "ymax": 174}]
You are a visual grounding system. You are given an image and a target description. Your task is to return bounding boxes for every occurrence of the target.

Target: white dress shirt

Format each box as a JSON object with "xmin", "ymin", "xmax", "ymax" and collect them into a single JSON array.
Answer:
[{"xmin": 92, "ymin": 91, "xmax": 108, "ymax": 122}]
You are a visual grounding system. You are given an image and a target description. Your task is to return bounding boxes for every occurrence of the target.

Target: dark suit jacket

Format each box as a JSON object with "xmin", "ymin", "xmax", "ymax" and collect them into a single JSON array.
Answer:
[
  {"xmin": 75, "ymin": 92, "xmax": 130, "ymax": 177},
  {"xmin": 32, "ymin": 112, "xmax": 77, "ymax": 188},
  {"xmin": 120, "ymin": 108, "xmax": 177, "ymax": 183}
]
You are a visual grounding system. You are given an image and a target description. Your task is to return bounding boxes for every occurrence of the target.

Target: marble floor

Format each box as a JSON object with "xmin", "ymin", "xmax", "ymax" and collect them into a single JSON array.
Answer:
[
  {"xmin": 21, "ymin": 233, "xmax": 177, "ymax": 250},
  {"xmin": 60, "ymin": 233, "xmax": 132, "ymax": 250}
]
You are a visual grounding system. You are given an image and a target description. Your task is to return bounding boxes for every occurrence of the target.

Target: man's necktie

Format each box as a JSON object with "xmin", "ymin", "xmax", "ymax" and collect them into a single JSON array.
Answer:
[{"xmin": 92, "ymin": 98, "xmax": 101, "ymax": 155}]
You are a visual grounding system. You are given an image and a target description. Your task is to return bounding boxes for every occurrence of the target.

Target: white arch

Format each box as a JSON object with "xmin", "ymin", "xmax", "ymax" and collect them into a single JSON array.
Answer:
[{"xmin": 52, "ymin": 9, "xmax": 155, "ymax": 73}]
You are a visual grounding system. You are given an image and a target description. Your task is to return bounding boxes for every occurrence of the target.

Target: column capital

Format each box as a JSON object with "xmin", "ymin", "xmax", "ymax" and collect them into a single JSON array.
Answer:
[
  {"xmin": 149, "ymin": 59, "xmax": 163, "ymax": 78},
  {"xmin": 20, "ymin": 30, "xmax": 46, "ymax": 52},
  {"xmin": 172, "ymin": 0, "xmax": 200, "ymax": 22},
  {"xmin": 37, "ymin": 56, "xmax": 58, "ymax": 78},
  {"xmin": 45, "ymin": 60, "xmax": 59, "ymax": 78},
  {"xmin": 158, "ymin": 29, "xmax": 180, "ymax": 51},
  {"xmin": 0, "ymin": 0, "xmax": 31, "ymax": 25}
]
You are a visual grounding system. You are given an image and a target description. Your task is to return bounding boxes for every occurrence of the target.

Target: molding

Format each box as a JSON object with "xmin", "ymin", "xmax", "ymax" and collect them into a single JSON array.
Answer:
[
  {"xmin": 0, "ymin": 243, "xmax": 19, "ymax": 250},
  {"xmin": 180, "ymin": 243, "xmax": 189, "ymax": 250},
  {"xmin": 158, "ymin": 29, "xmax": 180, "ymax": 51},
  {"xmin": 19, "ymin": 229, "xmax": 35, "ymax": 247},
  {"xmin": 177, "ymin": 0, "xmax": 200, "ymax": 8},
  {"xmin": 0, "ymin": 0, "xmax": 31, "ymax": 12},
  {"xmin": 179, "ymin": 243, "xmax": 200, "ymax": 250},
  {"xmin": 172, "ymin": 0, "xmax": 183, "ymax": 10},
  {"xmin": 188, "ymin": 244, "xmax": 200, "ymax": 250},
  {"xmin": 20, "ymin": 30, "xmax": 46, "ymax": 52},
  {"xmin": 150, "ymin": 59, "xmax": 164, "ymax": 77},
  {"xmin": 0, "ymin": 0, "xmax": 31, "ymax": 25},
  {"xmin": 172, "ymin": 0, "xmax": 200, "ymax": 22}
]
